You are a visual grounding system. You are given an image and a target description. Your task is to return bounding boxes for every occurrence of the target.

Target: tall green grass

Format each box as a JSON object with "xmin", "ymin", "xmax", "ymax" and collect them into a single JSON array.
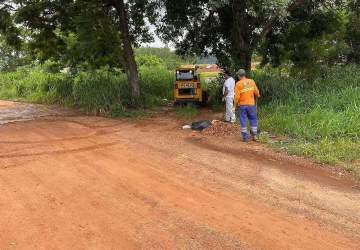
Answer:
[
  {"xmin": 0, "ymin": 69, "xmax": 72, "ymax": 103},
  {"xmin": 0, "ymin": 66, "xmax": 174, "ymax": 114},
  {"xmin": 254, "ymin": 65, "xmax": 360, "ymax": 176}
]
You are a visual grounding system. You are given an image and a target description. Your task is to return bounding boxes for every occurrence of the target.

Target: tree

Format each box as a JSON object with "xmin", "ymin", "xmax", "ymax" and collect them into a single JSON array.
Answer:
[
  {"xmin": 104, "ymin": 0, "xmax": 140, "ymax": 98},
  {"xmin": 0, "ymin": 1, "xmax": 21, "ymax": 51},
  {"xmin": 156, "ymin": 0, "xmax": 348, "ymax": 73},
  {"xmin": 346, "ymin": 0, "xmax": 360, "ymax": 63},
  {"xmin": 156, "ymin": 0, "xmax": 300, "ymax": 72},
  {"xmin": 0, "ymin": 36, "xmax": 31, "ymax": 71},
  {"xmin": 260, "ymin": 1, "xmax": 347, "ymax": 72},
  {"xmin": 0, "ymin": 0, "xmax": 157, "ymax": 101}
]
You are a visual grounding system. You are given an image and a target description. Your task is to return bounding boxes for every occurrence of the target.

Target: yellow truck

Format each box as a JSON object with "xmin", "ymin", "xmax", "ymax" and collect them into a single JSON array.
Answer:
[{"xmin": 174, "ymin": 64, "xmax": 221, "ymax": 105}]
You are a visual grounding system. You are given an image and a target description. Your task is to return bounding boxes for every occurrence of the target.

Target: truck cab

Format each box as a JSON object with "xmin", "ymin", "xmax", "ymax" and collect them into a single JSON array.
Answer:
[
  {"xmin": 174, "ymin": 64, "xmax": 221, "ymax": 105},
  {"xmin": 174, "ymin": 65, "xmax": 203, "ymax": 105}
]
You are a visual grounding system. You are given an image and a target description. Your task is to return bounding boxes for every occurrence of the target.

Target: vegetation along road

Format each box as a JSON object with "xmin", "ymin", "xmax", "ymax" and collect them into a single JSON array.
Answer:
[{"xmin": 0, "ymin": 100, "xmax": 359, "ymax": 249}]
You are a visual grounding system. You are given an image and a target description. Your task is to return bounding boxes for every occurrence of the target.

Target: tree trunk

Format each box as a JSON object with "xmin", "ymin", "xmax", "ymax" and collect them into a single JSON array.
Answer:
[
  {"xmin": 232, "ymin": 47, "xmax": 252, "ymax": 74},
  {"xmin": 231, "ymin": 0, "xmax": 253, "ymax": 74},
  {"xmin": 111, "ymin": 0, "xmax": 140, "ymax": 101}
]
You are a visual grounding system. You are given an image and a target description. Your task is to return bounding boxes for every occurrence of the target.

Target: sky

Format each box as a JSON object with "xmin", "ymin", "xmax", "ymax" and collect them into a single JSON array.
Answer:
[
  {"xmin": 141, "ymin": 24, "xmax": 168, "ymax": 48},
  {"xmin": 143, "ymin": 35, "xmax": 166, "ymax": 48}
]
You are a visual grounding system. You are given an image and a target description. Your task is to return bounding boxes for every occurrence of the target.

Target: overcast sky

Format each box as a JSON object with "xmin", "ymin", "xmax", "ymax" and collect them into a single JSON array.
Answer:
[
  {"xmin": 141, "ymin": 24, "xmax": 168, "ymax": 48},
  {"xmin": 143, "ymin": 35, "xmax": 166, "ymax": 48}
]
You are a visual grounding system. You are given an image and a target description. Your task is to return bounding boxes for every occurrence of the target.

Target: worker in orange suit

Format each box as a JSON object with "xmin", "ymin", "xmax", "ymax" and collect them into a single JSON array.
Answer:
[{"xmin": 234, "ymin": 69, "xmax": 260, "ymax": 142}]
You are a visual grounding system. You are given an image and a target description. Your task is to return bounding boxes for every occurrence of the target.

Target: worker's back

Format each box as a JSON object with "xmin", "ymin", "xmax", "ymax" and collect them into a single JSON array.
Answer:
[{"xmin": 234, "ymin": 78, "xmax": 260, "ymax": 106}]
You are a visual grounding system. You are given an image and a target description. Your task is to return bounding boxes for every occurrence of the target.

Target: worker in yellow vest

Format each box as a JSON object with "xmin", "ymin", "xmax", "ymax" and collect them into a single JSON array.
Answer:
[{"xmin": 234, "ymin": 69, "xmax": 261, "ymax": 142}]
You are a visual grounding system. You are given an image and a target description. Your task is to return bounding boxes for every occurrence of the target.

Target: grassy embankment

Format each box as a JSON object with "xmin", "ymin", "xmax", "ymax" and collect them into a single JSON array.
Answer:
[
  {"xmin": 0, "ymin": 66, "xmax": 174, "ymax": 117},
  {"xmin": 255, "ymin": 66, "xmax": 360, "ymax": 178}
]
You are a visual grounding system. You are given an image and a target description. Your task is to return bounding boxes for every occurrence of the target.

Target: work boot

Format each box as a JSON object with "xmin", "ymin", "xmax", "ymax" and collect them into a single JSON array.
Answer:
[
  {"xmin": 251, "ymin": 134, "xmax": 258, "ymax": 142},
  {"xmin": 241, "ymin": 132, "xmax": 250, "ymax": 143},
  {"xmin": 250, "ymin": 130, "xmax": 258, "ymax": 142}
]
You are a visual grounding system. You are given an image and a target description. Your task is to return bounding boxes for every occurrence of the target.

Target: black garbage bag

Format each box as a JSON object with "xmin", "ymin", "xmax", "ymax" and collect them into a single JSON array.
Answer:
[{"xmin": 191, "ymin": 120, "xmax": 212, "ymax": 131}]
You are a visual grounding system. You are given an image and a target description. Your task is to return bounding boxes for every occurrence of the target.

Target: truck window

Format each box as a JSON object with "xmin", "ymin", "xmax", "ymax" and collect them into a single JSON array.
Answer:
[{"xmin": 176, "ymin": 70, "xmax": 194, "ymax": 81}]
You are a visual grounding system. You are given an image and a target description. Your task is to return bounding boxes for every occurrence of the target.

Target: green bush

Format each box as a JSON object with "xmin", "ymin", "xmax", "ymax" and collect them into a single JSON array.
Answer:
[
  {"xmin": 135, "ymin": 47, "xmax": 195, "ymax": 70},
  {"xmin": 206, "ymin": 75, "xmax": 225, "ymax": 106},
  {"xmin": 136, "ymin": 55, "xmax": 165, "ymax": 68}
]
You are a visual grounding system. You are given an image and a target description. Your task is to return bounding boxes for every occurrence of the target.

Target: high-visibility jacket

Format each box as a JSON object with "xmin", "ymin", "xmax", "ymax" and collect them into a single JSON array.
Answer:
[{"xmin": 234, "ymin": 78, "xmax": 260, "ymax": 106}]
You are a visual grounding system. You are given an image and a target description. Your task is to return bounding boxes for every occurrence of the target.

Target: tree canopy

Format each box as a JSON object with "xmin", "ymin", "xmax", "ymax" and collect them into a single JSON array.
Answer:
[
  {"xmin": 0, "ymin": 0, "xmax": 158, "ymax": 100},
  {"xmin": 1, "ymin": 0, "xmax": 360, "ymax": 96},
  {"xmin": 156, "ymin": 0, "xmax": 358, "ymax": 74}
]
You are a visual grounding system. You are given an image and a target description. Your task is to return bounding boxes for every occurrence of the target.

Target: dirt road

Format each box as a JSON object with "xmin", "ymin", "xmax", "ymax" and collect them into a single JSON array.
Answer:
[{"xmin": 0, "ymin": 100, "xmax": 359, "ymax": 250}]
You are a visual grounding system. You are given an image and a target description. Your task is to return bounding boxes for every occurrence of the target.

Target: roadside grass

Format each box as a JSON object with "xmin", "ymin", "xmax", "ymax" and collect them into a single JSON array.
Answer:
[
  {"xmin": 110, "ymin": 104, "xmax": 149, "ymax": 119},
  {"xmin": 262, "ymin": 138, "xmax": 360, "ymax": 179},
  {"xmin": 255, "ymin": 65, "xmax": 360, "ymax": 178},
  {"xmin": 175, "ymin": 105, "xmax": 199, "ymax": 120},
  {"xmin": 0, "ymin": 66, "xmax": 174, "ymax": 114}
]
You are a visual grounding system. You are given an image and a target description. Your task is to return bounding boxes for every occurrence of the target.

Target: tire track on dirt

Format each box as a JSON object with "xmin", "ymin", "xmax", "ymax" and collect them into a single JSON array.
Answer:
[
  {"xmin": 0, "ymin": 118, "xmax": 122, "ymax": 145},
  {"xmin": 0, "ymin": 141, "xmax": 121, "ymax": 160}
]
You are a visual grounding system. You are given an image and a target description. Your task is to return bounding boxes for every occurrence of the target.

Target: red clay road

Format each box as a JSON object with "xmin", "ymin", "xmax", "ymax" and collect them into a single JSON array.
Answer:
[{"xmin": 0, "ymin": 100, "xmax": 359, "ymax": 250}]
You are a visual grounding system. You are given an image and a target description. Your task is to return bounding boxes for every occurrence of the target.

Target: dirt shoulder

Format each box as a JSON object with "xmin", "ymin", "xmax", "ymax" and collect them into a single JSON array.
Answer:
[{"xmin": 0, "ymin": 101, "xmax": 359, "ymax": 249}]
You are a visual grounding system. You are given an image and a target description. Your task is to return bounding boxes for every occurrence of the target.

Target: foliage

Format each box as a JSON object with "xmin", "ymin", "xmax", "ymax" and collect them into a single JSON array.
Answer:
[
  {"xmin": 0, "ymin": 36, "xmax": 31, "ymax": 72},
  {"xmin": 156, "ymin": 0, "xmax": 336, "ymax": 72},
  {"xmin": 73, "ymin": 70, "xmax": 127, "ymax": 113},
  {"xmin": 0, "ymin": 67, "xmax": 72, "ymax": 103},
  {"xmin": 138, "ymin": 66, "xmax": 174, "ymax": 107},
  {"xmin": 63, "ymin": 0, "xmax": 124, "ymax": 69},
  {"xmin": 346, "ymin": 1, "xmax": 360, "ymax": 64},
  {"xmin": 0, "ymin": 65, "xmax": 174, "ymax": 112},
  {"xmin": 260, "ymin": 6, "xmax": 349, "ymax": 74},
  {"xmin": 0, "ymin": 0, "xmax": 161, "ymax": 99},
  {"xmin": 154, "ymin": 0, "xmax": 360, "ymax": 76},
  {"xmin": 0, "ymin": 5, "xmax": 21, "ymax": 50},
  {"xmin": 135, "ymin": 47, "xmax": 195, "ymax": 70},
  {"xmin": 206, "ymin": 75, "xmax": 225, "ymax": 106},
  {"xmin": 136, "ymin": 54, "xmax": 165, "ymax": 68},
  {"xmin": 256, "ymin": 65, "xmax": 360, "ymax": 174}
]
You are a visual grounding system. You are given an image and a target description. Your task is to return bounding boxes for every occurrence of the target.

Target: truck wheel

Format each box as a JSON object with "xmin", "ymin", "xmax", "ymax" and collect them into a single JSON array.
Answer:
[{"xmin": 174, "ymin": 101, "xmax": 186, "ymax": 107}]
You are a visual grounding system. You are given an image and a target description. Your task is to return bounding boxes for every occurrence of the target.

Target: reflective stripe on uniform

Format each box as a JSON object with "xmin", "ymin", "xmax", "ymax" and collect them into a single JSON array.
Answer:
[
  {"xmin": 241, "ymin": 127, "xmax": 248, "ymax": 133},
  {"xmin": 240, "ymin": 87, "xmax": 255, "ymax": 93}
]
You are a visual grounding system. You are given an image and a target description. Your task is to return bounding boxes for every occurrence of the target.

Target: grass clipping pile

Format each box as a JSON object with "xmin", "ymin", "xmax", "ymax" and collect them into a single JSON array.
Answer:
[{"xmin": 202, "ymin": 120, "xmax": 240, "ymax": 137}]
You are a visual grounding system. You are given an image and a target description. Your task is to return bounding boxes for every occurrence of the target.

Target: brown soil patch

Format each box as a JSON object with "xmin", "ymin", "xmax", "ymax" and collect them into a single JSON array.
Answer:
[{"xmin": 0, "ymin": 101, "xmax": 359, "ymax": 249}]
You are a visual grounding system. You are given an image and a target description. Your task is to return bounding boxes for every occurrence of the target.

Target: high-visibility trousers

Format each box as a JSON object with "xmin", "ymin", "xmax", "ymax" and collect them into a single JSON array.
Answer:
[{"xmin": 238, "ymin": 105, "xmax": 258, "ymax": 142}]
